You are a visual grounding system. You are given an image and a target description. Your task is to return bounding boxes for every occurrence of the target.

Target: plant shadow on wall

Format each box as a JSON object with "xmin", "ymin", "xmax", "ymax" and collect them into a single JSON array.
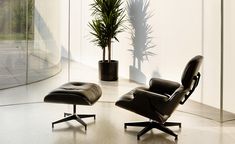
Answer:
[{"xmin": 127, "ymin": 0, "xmax": 156, "ymax": 84}]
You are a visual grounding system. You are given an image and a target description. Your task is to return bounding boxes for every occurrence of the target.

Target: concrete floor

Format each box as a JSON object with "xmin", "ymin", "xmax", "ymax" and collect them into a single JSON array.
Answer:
[
  {"xmin": 0, "ymin": 61, "xmax": 235, "ymax": 144},
  {"xmin": 1, "ymin": 102, "xmax": 235, "ymax": 144}
]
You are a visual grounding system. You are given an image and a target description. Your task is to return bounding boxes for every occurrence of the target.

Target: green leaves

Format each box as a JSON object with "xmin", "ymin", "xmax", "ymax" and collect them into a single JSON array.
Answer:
[
  {"xmin": 89, "ymin": 19, "xmax": 107, "ymax": 49},
  {"xmin": 90, "ymin": 0, "xmax": 125, "ymax": 39},
  {"xmin": 89, "ymin": 0, "xmax": 125, "ymax": 61}
]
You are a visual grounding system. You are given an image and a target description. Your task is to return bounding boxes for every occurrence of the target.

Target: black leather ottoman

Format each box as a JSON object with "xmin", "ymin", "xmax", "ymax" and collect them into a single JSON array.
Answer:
[{"xmin": 44, "ymin": 82, "xmax": 102, "ymax": 130}]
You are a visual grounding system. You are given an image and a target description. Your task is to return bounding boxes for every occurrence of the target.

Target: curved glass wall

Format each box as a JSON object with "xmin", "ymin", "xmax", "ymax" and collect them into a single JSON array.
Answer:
[{"xmin": 0, "ymin": 0, "xmax": 61, "ymax": 89}]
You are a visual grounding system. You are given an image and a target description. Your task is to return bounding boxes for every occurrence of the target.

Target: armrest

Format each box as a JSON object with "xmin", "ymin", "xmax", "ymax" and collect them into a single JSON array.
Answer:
[
  {"xmin": 149, "ymin": 78, "xmax": 180, "ymax": 95},
  {"xmin": 133, "ymin": 88, "xmax": 169, "ymax": 103}
]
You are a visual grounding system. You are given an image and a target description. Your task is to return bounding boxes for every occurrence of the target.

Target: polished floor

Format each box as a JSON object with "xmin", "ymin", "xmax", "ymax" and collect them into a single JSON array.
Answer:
[{"xmin": 0, "ymin": 61, "xmax": 235, "ymax": 144}]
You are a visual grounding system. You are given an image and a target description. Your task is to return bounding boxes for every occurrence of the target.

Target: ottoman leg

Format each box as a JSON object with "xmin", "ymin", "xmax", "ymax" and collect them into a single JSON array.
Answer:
[
  {"xmin": 78, "ymin": 114, "xmax": 96, "ymax": 120},
  {"xmin": 52, "ymin": 105, "xmax": 95, "ymax": 130},
  {"xmin": 52, "ymin": 115, "xmax": 76, "ymax": 128},
  {"xmin": 64, "ymin": 112, "xmax": 72, "ymax": 117},
  {"xmin": 75, "ymin": 115, "xmax": 87, "ymax": 131}
]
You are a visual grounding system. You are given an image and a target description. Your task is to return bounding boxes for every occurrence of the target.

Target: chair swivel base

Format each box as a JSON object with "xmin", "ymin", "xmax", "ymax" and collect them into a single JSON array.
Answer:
[
  {"xmin": 124, "ymin": 121, "xmax": 181, "ymax": 140},
  {"xmin": 52, "ymin": 105, "xmax": 96, "ymax": 130}
]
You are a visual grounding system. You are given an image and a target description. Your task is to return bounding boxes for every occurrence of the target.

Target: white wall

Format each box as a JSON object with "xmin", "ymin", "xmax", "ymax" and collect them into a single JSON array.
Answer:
[
  {"xmin": 71, "ymin": 0, "xmax": 203, "ymax": 100},
  {"xmin": 200, "ymin": 0, "xmax": 235, "ymax": 114},
  {"xmin": 60, "ymin": 0, "xmax": 235, "ymax": 113},
  {"xmin": 202, "ymin": 0, "xmax": 221, "ymax": 109},
  {"xmin": 70, "ymin": 0, "xmax": 203, "ymax": 81},
  {"xmin": 224, "ymin": 0, "xmax": 235, "ymax": 113}
]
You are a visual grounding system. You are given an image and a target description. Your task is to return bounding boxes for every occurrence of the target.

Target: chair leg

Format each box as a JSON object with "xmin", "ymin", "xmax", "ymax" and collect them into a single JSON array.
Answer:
[
  {"xmin": 124, "ymin": 121, "xmax": 179, "ymax": 140},
  {"xmin": 164, "ymin": 122, "xmax": 181, "ymax": 128},
  {"xmin": 137, "ymin": 123, "xmax": 153, "ymax": 140},
  {"xmin": 153, "ymin": 123, "xmax": 178, "ymax": 140},
  {"xmin": 124, "ymin": 121, "xmax": 150, "ymax": 129}
]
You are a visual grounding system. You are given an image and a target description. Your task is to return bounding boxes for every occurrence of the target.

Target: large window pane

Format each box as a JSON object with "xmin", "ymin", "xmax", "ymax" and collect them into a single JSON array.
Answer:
[
  {"xmin": 28, "ymin": 0, "xmax": 61, "ymax": 83},
  {"xmin": 0, "ymin": 0, "xmax": 61, "ymax": 89},
  {"xmin": 0, "ymin": 0, "xmax": 27, "ymax": 89}
]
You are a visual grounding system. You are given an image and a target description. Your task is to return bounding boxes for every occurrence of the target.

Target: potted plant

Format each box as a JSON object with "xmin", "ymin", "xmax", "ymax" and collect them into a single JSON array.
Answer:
[{"xmin": 89, "ymin": 0, "xmax": 125, "ymax": 81}]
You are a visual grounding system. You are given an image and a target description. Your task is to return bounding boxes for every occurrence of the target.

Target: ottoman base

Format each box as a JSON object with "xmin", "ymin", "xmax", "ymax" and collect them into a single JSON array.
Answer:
[{"xmin": 52, "ymin": 105, "xmax": 95, "ymax": 130}]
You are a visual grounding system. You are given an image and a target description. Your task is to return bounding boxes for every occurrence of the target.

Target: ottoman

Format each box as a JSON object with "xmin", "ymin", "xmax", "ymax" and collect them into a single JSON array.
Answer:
[{"xmin": 44, "ymin": 82, "xmax": 102, "ymax": 130}]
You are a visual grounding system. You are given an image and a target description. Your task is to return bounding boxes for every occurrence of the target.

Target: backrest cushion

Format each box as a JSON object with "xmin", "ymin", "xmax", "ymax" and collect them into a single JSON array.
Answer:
[{"xmin": 181, "ymin": 55, "xmax": 203, "ymax": 89}]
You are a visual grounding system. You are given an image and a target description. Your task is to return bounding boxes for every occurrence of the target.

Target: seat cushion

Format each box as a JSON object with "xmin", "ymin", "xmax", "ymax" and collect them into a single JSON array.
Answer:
[
  {"xmin": 115, "ymin": 87, "xmax": 168, "ymax": 123},
  {"xmin": 44, "ymin": 82, "xmax": 102, "ymax": 105}
]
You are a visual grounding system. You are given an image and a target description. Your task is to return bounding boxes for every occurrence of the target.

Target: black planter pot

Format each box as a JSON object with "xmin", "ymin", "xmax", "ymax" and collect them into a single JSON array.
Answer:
[{"xmin": 99, "ymin": 60, "xmax": 118, "ymax": 81}]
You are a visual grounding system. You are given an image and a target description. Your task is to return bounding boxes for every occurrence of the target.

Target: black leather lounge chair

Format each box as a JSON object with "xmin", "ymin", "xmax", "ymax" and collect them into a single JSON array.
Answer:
[{"xmin": 115, "ymin": 55, "xmax": 203, "ymax": 140}]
